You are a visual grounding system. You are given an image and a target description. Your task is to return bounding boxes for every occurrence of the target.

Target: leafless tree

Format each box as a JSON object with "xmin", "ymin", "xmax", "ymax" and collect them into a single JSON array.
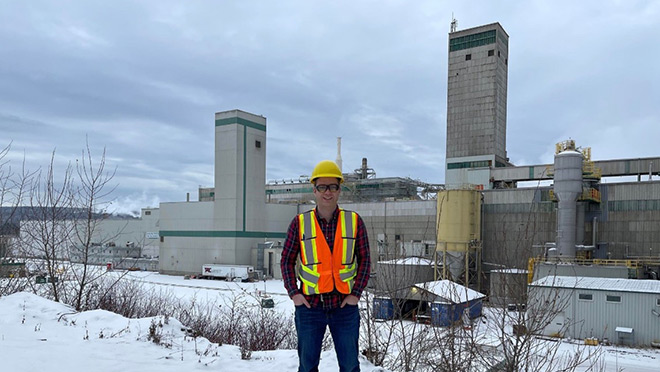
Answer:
[
  {"xmin": 16, "ymin": 142, "xmax": 123, "ymax": 310},
  {"xmin": 423, "ymin": 315, "xmax": 480, "ymax": 371},
  {"xmin": 360, "ymin": 216, "xmax": 441, "ymax": 371},
  {"xmin": 20, "ymin": 150, "xmax": 75, "ymax": 302},
  {"xmin": 358, "ymin": 185, "xmax": 604, "ymax": 372},
  {"xmin": 0, "ymin": 142, "xmax": 35, "ymax": 296},
  {"xmin": 475, "ymin": 184, "xmax": 603, "ymax": 372},
  {"xmin": 69, "ymin": 141, "xmax": 117, "ymax": 311}
]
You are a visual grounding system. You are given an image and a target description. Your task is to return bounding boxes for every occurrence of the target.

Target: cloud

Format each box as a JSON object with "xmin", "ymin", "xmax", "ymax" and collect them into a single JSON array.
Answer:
[{"xmin": 0, "ymin": 1, "xmax": 658, "ymax": 209}]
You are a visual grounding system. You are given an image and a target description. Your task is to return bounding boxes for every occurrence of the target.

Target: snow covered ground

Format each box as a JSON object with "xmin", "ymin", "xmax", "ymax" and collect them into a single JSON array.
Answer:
[{"xmin": 1, "ymin": 271, "xmax": 658, "ymax": 371}]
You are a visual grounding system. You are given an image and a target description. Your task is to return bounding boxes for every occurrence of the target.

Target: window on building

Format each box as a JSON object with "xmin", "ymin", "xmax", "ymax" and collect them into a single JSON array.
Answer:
[
  {"xmin": 449, "ymin": 29, "xmax": 496, "ymax": 51},
  {"xmin": 447, "ymin": 160, "xmax": 491, "ymax": 169},
  {"xmin": 465, "ymin": 54, "xmax": 472, "ymax": 61},
  {"xmin": 578, "ymin": 293, "xmax": 593, "ymax": 301},
  {"xmin": 606, "ymin": 295, "xmax": 622, "ymax": 303},
  {"xmin": 498, "ymin": 50, "xmax": 501, "ymax": 57},
  {"xmin": 255, "ymin": 140, "xmax": 261, "ymax": 148},
  {"xmin": 160, "ymin": 236, "xmax": 164, "ymax": 243},
  {"xmin": 656, "ymin": 298, "xmax": 660, "ymax": 306},
  {"xmin": 145, "ymin": 211, "xmax": 151, "ymax": 216},
  {"xmin": 488, "ymin": 49, "xmax": 494, "ymax": 57}
]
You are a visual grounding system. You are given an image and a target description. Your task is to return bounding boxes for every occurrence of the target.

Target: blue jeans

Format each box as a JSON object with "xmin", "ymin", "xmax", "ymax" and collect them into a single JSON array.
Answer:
[{"xmin": 295, "ymin": 304, "xmax": 360, "ymax": 372}]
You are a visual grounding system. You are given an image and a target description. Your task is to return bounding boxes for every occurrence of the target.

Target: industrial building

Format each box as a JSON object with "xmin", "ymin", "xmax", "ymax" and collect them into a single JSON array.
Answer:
[
  {"xmin": 80, "ymin": 21, "xmax": 659, "ymax": 282},
  {"xmin": 70, "ymin": 21, "xmax": 660, "ymax": 342},
  {"xmin": 88, "ymin": 207, "xmax": 161, "ymax": 260},
  {"xmin": 157, "ymin": 110, "xmax": 294, "ymax": 275},
  {"xmin": 528, "ymin": 276, "xmax": 660, "ymax": 346},
  {"xmin": 445, "ymin": 22, "xmax": 512, "ymax": 189},
  {"xmin": 13, "ymin": 208, "xmax": 160, "ymax": 272},
  {"xmin": 80, "ymin": 21, "xmax": 658, "ymax": 280}
]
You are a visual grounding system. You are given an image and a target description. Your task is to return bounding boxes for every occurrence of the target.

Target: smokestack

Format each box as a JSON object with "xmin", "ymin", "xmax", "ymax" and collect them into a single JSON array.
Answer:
[
  {"xmin": 336, "ymin": 137, "xmax": 343, "ymax": 171},
  {"xmin": 554, "ymin": 149, "xmax": 583, "ymax": 259}
]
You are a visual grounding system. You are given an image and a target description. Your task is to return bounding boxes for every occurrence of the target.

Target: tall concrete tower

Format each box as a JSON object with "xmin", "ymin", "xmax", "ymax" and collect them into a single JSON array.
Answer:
[
  {"xmin": 214, "ymin": 109, "xmax": 266, "ymax": 231},
  {"xmin": 159, "ymin": 109, "xmax": 292, "ymax": 276},
  {"xmin": 445, "ymin": 22, "xmax": 510, "ymax": 189},
  {"xmin": 214, "ymin": 109, "xmax": 267, "ymax": 263}
]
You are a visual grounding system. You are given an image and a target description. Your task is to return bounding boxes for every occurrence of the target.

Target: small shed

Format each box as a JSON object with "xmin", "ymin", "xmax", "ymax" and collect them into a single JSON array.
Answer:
[
  {"xmin": 410, "ymin": 280, "xmax": 486, "ymax": 326},
  {"xmin": 528, "ymin": 276, "xmax": 660, "ymax": 346},
  {"xmin": 373, "ymin": 297, "xmax": 396, "ymax": 320},
  {"xmin": 374, "ymin": 257, "xmax": 439, "ymax": 297},
  {"xmin": 489, "ymin": 268, "xmax": 528, "ymax": 307}
]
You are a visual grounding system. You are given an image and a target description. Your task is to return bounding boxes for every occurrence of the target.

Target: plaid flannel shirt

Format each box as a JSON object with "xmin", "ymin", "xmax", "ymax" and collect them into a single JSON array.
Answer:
[{"xmin": 281, "ymin": 207, "xmax": 371, "ymax": 309}]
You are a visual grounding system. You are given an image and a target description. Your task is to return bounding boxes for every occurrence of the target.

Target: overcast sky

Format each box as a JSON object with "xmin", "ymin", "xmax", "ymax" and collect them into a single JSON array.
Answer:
[{"xmin": 1, "ymin": 1, "xmax": 658, "ymax": 215}]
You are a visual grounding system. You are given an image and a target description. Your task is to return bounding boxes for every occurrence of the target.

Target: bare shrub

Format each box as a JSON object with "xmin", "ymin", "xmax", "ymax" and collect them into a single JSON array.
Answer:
[
  {"xmin": 148, "ymin": 318, "xmax": 163, "ymax": 344},
  {"xmin": 90, "ymin": 277, "xmax": 179, "ymax": 319},
  {"xmin": 193, "ymin": 290, "xmax": 296, "ymax": 353}
]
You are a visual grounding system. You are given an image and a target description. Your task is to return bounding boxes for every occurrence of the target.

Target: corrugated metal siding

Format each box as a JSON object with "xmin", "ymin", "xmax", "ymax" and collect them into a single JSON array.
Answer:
[
  {"xmin": 344, "ymin": 200, "xmax": 437, "ymax": 217},
  {"xmin": 571, "ymin": 290, "xmax": 660, "ymax": 345},
  {"xmin": 529, "ymin": 279, "xmax": 660, "ymax": 345},
  {"xmin": 606, "ymin": 182, "xmax": 660, "ymax": 201},
  {"xmin": 483, "ymin": 189, "xmax": 538, "ymax": 204},
  {"xmin": 570, "ymin": 290, "xmax": 660, "ymax": 345}
]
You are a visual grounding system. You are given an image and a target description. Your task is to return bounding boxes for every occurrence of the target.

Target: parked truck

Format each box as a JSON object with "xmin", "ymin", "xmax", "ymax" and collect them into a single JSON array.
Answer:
[{"xmin": 201, "ymin": 264, "xmax": 255, "ymax": 281}]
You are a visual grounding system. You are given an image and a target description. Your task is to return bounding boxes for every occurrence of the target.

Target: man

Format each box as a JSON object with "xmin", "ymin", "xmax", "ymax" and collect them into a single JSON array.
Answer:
[{"xmin": 281, "ymin": 160, "xmax": 371, "ymax": 372}]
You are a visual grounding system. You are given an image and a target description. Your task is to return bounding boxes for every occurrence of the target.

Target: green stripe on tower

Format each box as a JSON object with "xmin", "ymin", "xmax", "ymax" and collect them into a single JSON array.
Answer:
[
  {"xmin": 243, "ymin": 125, "xmax": 247, "ymax": 231},
  {"xmin": 215, "ymin": 117, "xmax": 266, "ymax": 132}
]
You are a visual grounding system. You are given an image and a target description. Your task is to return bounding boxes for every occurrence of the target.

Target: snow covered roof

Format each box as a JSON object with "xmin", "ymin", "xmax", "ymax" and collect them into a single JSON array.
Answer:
[
  {"xmin": 413, "ymin": 280, "xmax": 486, "ymax": 303},
  {"xmin": 490, "ymin": 268, "xmax": 528, "ymax": 274},
  {"xmin": 529, "ymin": 276, "xmax": 660, "ymax": 294},
  {"xmin": 378, "ymin": 257, "xmax": 437, "ymax": 266}
]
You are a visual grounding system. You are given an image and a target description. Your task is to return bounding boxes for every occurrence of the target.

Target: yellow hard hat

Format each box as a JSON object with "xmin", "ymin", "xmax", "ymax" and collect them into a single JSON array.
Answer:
[{"xmin": 310, "ymin": 160, "xmax": 344, "ymax": 183}]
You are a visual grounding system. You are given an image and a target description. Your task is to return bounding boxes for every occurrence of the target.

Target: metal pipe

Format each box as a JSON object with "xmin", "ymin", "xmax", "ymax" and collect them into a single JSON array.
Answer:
[
  {"xmin": 650, "ymin": 161, "xmax": 653, "ymax": 180},
  {"xmin": 554, "ymin": 150, "xmax": 583, "ymax": 258},
  {"xmin": 592, "ymin": 216, "xmax": 598, "ymax": 246},
  {"xmin": 576, "ymin": 202, "xmax": 585, "ymax": 245}
]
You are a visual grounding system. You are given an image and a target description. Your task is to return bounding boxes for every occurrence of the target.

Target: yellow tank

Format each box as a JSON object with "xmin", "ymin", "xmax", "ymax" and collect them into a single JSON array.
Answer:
[{"xmin": 436, "ymin": 189, "xmax": 481, "ymax": 252}]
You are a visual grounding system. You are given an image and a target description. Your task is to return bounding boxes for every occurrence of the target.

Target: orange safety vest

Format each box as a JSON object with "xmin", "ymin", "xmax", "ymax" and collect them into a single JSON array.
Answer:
[{"xmin": 297, "ymin": 208, "xmax": 358, "ymax": 295}]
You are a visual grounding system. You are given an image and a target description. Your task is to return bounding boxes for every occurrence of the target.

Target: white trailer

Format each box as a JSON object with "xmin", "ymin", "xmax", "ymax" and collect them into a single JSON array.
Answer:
[{"xmin": 201, "ymin": 264, "xmax": 255, "ymax": 281}]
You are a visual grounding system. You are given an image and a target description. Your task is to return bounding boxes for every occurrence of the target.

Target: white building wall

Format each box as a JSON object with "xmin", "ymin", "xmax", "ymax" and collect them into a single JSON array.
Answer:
[
  {"xmin": 160, "ymin": 202, "xmax": 215, "ymax": 231},
  {"xmin": 265, "ymin": 203, "xmax": 298, "ymax": 235},
  {"xmin": 570, "ymin": 289, "xmax": 660, "ymax": 345},
  {"xmin": 159, "ymin": 201, "xmax": 221, "ymax": 274},
  {"xmin": 446, "ymin": 155, "xmax": 495, "ymax": 190},
  {"xmin": 94, "ymin": 208, "xmax": 161, "ymax": 258},
  {"xmin": 140, "ymin": 208, "xmax": 160, "ymax": 257},
  {"xmin": 157, "ymin": 110, "xmax": 289, "ymax": 275}
]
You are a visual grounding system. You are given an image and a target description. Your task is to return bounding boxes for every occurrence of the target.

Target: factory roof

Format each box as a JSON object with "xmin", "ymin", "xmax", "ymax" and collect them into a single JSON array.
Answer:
[
  {"xmin": 413, "ymin": 280, "xmax": 486, "ymax": 304},
  {"xmin": 491, "ymin": 268, "xmax": 528, "ymax": 274},
  {"xmin": 530, "ymin": 276, "xmax": 660, "ymax": 294}
]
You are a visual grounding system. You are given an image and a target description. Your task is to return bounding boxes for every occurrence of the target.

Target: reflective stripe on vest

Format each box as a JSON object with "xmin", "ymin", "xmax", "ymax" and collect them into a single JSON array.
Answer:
[{"xmin": 298, "ymin": 209, "xmax": 358, "ymax": 295}]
